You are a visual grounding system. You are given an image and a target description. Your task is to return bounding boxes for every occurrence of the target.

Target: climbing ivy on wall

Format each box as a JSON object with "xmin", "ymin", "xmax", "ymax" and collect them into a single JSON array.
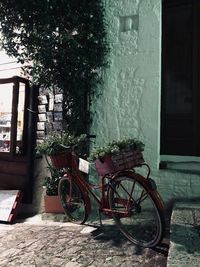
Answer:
[{"xmin": 0, "ymin": 0, "xmax": 108, "ymax": 134}]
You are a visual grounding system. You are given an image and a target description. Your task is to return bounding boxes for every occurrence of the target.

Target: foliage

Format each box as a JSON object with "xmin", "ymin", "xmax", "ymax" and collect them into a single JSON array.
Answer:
[
  {"xmin": 0, "ymin": 0, "xmax": 108, "ymax": 134},
  {"xmin": 36, "ymin": 131, "xmax": 87, "ymax": 156},
  {"xmin": 89, "ymin": 138, "xmax": 145, "ymax": 161},
  {"xmin": 44, "ymin": 166, "xmax": 62, "ymax": 196}
]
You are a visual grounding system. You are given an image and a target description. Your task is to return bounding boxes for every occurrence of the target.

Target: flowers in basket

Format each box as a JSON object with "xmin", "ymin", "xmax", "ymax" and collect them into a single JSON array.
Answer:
[
  {"xmin": 36, "ymin": 131, "xmax": 87, "ymax": 156},
  {"xmin": 89, "ymin": 138, "xmax": 145, "ymax": 176},
  {"xmin": 36, "ymin": 131, "xmax": 87, "ymax": 169}
]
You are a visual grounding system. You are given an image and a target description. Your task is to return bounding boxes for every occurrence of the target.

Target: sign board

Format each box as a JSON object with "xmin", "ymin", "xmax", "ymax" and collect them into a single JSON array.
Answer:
[
  {"xmin": 0, "ymin": 190, "xmax": 22, "ymax": 222},
  {"xmin": 79, "ymin": 158, "xmax": 90, "ymax": 174}
]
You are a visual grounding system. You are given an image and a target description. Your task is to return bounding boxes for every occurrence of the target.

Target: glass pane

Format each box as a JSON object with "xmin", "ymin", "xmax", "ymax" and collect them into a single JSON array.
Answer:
[
  {"xmin": 16, "ymin": 82, "xmax": 25, "ymax": 154},
  {"xmin": 161, "ymin": 2, "xmax": 195, "ymax": 155},
  {"xmin": 164, "ymin": 4, "xmax": 193, "ymax": 115},
  {"xmin": 0, "ymin": 83, "xmax": 13, "ymax": 152}
]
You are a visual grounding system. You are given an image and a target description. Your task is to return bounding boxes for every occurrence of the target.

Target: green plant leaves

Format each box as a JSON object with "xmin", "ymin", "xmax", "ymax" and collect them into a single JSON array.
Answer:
[
  {"xmin": 44, "ymin": 165, "xmax": 62, "ymax": 196},
  {"xmin": 89, "ymin": 138, "xmax": 145, "ymax": 161},
  {"xmin": 36, "ymin": 132, "xmax": 87, "ymax": 156},
  {"xmin": 0, "ymin": 0, "xmax": 108, "ymax": 134}
]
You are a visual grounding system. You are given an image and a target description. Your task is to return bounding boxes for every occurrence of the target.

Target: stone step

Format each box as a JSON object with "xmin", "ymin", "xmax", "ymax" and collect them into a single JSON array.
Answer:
[{"xmin": 167, "ymin": 202, "xmax": 200, "ymax": 267}]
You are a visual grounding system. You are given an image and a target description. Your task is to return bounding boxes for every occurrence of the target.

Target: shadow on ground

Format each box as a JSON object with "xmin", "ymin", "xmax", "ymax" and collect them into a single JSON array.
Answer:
[
  {"xmin": 170, "ymin": 223, "xmax": 200, "ymax": 254},
  {"xmin": 83, "ymin": 207, "xmax": 171, "ymax": 258}
]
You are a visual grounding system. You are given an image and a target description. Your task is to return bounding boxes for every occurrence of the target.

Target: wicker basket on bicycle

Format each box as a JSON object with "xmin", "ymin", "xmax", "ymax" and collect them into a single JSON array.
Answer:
[
  {"xmin": 49, "ymin": 150, "xmax": 72, "ymax": 169},
  {"xmin": 95, "ymin": 149, "xmax": 144, "ymax": 176}
]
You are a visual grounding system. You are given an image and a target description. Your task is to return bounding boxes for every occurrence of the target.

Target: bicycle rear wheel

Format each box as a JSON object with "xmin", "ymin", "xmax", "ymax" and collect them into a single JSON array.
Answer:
[
  {"xmin": 108, "ymin": 173, "xmax": 165, "ymax": 247},
  {"xmin": 58, "ymin": 176, "xmax": 87, "ymax": 224}
]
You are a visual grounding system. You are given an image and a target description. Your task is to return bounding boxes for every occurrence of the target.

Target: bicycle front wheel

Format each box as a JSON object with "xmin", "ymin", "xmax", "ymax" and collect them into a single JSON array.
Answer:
[
  {"xmin": 108, "ymin": 173, "xmax": 165, "ymax": 247},
  {"xmin": 58, "ymin": 177, "xmax": 87, "ymax": 224}
]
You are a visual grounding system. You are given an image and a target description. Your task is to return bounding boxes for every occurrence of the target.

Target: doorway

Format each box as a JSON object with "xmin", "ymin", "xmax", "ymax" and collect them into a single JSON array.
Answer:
[
  {"xmin": 161, "ymin": 0, "xmax": 200, "ymax": 156},
  {"xmin": 0, "ymin": 76, "xmax": 37, "ymax": 202}
]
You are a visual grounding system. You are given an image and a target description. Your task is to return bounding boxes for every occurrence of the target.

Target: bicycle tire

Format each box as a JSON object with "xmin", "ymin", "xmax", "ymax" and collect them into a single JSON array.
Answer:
[
  {"xmin": 108, "ymin": 172, "xmax": 165, "ymax": 247},
  {"xmin": 58, "ymin": 176, "xmax": 88, "ymax": 224}
]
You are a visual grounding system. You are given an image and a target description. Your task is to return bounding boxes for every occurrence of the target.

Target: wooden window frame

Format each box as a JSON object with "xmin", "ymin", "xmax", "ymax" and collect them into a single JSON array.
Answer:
[{"xmin": 0, "ymin": 76, "xmax": 29, "ymax": 158}]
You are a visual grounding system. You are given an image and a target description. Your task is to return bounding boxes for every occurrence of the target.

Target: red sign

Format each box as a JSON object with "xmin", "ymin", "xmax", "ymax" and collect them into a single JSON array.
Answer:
[{"xmin": 0, "ymin": 190, "xmax": 22, "ymax": 222}]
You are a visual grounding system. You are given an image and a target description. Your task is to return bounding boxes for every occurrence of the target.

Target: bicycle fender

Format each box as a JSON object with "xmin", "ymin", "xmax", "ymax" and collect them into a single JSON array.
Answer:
[{"xmin": 132, "ymin": 173, "xmax": 165, "ymax": 210}]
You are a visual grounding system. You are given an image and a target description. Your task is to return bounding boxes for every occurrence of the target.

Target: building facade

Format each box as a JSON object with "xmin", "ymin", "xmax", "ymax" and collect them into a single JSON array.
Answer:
[{"xmin": 91, "ymin": 0, "xmax": 199, "ymax": 203}]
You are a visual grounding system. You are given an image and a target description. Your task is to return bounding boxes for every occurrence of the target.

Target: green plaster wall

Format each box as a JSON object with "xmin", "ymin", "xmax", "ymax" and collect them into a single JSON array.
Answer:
[{"xmin": 90, "ymin": 0, "xmax": 200, "ymax": 203}]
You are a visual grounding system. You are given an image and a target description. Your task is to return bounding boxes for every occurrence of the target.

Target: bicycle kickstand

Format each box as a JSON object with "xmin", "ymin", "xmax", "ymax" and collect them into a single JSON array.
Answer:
[{"xmin": 98, "ymin": 209, "xmax": 103, "ymax": 228}]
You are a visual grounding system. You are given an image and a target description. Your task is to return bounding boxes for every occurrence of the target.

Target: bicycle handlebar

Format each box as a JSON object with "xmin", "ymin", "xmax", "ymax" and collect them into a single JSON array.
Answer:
[
  {"xmin": 86, "ymin": 134, "xmax": 96, "ymax": 139},
  {"xmin": 59, "ymin": 144, "xmax": 71, "ymax": 149}
]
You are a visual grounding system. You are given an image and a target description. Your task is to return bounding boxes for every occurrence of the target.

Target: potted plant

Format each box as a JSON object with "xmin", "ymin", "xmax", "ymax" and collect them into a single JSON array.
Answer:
[
  {"xmin": 37, "ymin": 131, "xmax": 87, "ymax": 213},
  {"xmin": 36, "ymin": 131, "xmax": 87, "ymax": 169},
  {"xmin": 43, "ymin": 166, "xmax": 64, "ymax": 213},
  {"xmin": 89, "ymin": 138, "xmax": 145, "ymax": 176}
]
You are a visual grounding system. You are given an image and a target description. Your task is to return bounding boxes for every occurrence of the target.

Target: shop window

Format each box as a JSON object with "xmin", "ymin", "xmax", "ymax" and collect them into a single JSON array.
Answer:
[
  {"xmin": 0, "ymin": 83, "xmax": 13, "ymax": 152},
  {"xmin": 0, "ymin": 77, "xmax": 29, "ymax": 156}
]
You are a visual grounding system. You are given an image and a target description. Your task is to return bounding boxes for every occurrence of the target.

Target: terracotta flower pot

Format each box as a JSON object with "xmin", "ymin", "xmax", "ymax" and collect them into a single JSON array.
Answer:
[{"xmin": 44, "ymin": 195, "xmax": 64, "ymax": 213}]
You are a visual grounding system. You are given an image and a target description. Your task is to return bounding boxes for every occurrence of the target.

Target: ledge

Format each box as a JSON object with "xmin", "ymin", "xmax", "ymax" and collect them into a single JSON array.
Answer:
[
  {"xmin": 167, "ymin": 201, "xmax": 200, "ymax": 267},
  {"xmin": 41, "ymin": 213, "xmax": 68, "ymax": 222},
  {"xmin": 159, "ymin": 155, "xmax": 200, "ymax": 174}
]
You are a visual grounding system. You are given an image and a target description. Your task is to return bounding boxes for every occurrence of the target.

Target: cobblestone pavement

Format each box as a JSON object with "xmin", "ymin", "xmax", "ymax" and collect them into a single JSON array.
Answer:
[
  {"xmin": 0, "ymin": 213, "xmax": 170, "ymax": 267},
  {"xmin": 167, "ymin": 202, "xmax": 200, "ymax": 267}
]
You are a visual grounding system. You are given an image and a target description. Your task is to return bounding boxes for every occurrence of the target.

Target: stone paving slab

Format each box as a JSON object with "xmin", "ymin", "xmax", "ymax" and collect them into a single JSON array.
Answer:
[
  {"xmin": 167, "ymin": 202, "xmax": 200, "ymax": 267},
  {"xmin": 0, "ymin": 214, "xmax": 169, "ymax": 267}
]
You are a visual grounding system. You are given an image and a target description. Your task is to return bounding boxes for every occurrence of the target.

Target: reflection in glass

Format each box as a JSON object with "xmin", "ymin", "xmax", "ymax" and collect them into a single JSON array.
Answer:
[
  {"xmin": 16, "ymin": 83, "xmax": 25, "ymax": 154},
  {"xmin": 0, "ymin": 83, "xmax": 13, "ymax": 152}
]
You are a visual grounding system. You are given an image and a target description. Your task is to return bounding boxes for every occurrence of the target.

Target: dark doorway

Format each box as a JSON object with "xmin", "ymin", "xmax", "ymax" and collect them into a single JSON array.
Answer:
[{"xmin": 161, "ymin": 0, "xmax": 200, "ymax": 156}]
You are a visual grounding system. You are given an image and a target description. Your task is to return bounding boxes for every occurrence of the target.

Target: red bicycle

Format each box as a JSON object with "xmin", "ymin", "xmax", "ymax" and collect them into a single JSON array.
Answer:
[{"xmin": 58, "ymin": 140, "xmax": 165, "ymax": 248}]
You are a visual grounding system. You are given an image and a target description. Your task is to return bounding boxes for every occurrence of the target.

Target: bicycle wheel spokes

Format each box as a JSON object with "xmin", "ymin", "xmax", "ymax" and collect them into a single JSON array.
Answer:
[
  {"xmin": 109, "ymin": 174, "xmax": 164, "ymax": 247},
  {"xmin": 112, "ymin": 179, "xmax": 137, "ymax": 212},
  {"xmin": 58, "ymin": 177, "xmax": 87, "ymax": 224},
  {"xmin": 135, "ymin": 189, "xmax": 148, "ymax": 204}
]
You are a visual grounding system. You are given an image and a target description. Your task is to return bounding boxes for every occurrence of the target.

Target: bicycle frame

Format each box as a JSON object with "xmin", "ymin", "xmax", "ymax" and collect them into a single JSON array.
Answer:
[
  {"xmin": 68, "ymin": 153, "xmax": 111, "ymax": 214},
  {"xmin": 64, "ymin": 152, "xmax": 164, "ymax": 218},
  {"xmin": 59, "ymin": 148, "xmax": 166, "ymax": 248}
]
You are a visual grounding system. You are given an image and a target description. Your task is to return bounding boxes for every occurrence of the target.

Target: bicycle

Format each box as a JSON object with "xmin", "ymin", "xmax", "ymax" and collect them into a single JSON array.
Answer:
[{"xmin": 57, "ymin": 138, "xmax": 165, "ymax": 248}]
